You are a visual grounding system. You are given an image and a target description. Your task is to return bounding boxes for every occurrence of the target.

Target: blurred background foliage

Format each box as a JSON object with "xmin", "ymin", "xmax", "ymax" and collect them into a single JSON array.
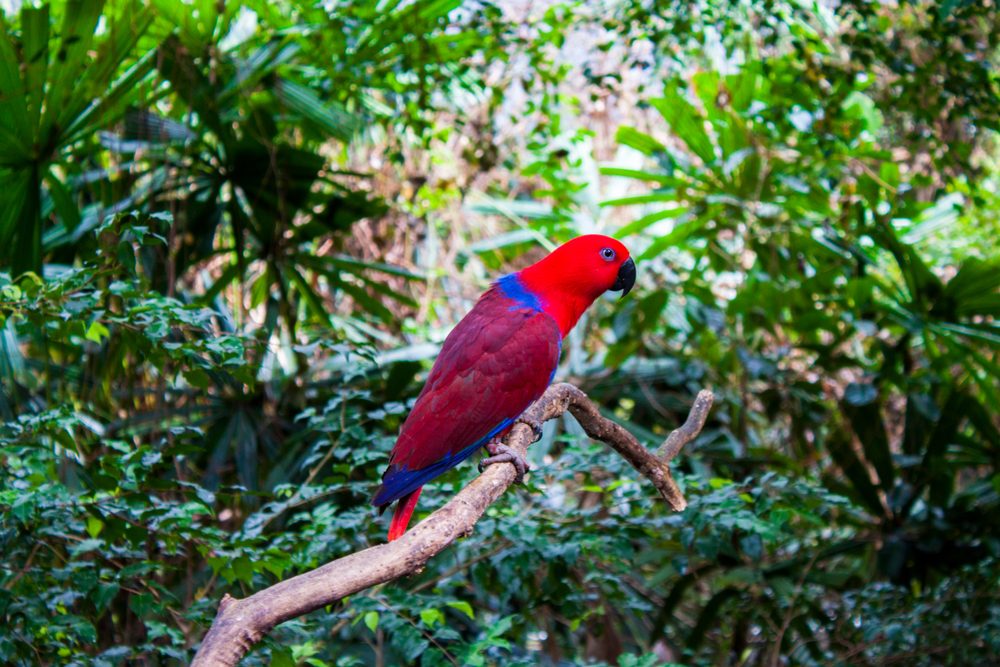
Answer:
[{"xmin": 1, "ymin": 0, "xmax": 999, "ymax": 665}]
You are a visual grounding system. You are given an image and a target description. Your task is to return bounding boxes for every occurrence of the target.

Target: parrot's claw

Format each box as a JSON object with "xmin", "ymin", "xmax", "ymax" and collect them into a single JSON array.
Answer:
[
  {"xmin": 516, "ymin": 417, "xmax": 544, "ymax": 442},
  {"xmin": 479, "ymin": 442, "xmax": 529, "ymax": 483}
]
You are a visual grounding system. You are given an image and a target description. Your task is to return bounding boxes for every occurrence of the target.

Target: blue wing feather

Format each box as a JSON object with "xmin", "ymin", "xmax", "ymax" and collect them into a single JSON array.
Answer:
[{"xmin": 371, "ymin": 418, "xmax": 513, "ymax": 506}]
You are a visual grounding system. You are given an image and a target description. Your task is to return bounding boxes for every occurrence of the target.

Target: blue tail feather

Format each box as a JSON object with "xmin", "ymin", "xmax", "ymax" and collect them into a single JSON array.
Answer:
[{"xmin": 372, "ymin": 418, "xmax": 513, "ymax": 507}]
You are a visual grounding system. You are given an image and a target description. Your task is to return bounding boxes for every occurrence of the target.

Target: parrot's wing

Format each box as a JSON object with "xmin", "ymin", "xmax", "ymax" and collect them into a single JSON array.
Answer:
[{"xmin": 372, "ymin": 292, "xmax": 561, "ymax": 507}]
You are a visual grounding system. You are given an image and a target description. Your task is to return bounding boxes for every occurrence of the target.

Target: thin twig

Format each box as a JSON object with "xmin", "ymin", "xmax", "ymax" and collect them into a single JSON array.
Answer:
[{"xmin": 2, "ymin": 541, "xmax": 42, "ymax": 591}]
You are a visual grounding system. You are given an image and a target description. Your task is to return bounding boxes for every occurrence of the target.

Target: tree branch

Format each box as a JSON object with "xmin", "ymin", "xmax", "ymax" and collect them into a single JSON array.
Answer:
[{"xmin": 191, "ymin": 382, "xmax": 714, "ymax": 666}]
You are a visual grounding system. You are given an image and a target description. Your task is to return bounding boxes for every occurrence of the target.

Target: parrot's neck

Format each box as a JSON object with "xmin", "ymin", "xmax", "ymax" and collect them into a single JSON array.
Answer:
[{"xmin": 500, "ymin": 272, "xmax": 598, "ymax": 338}]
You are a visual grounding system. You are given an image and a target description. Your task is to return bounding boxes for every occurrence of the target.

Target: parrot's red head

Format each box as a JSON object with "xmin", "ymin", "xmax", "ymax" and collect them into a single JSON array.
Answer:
[{"xmin": 517, "ymin": 234, "xmax": 636, "ymax": 336}]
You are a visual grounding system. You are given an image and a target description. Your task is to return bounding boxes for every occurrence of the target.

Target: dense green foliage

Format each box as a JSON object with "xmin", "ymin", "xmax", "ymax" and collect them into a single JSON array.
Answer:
[{"xmin": 2, "ymin": 1, "xmax": 999, "ymax": 665}]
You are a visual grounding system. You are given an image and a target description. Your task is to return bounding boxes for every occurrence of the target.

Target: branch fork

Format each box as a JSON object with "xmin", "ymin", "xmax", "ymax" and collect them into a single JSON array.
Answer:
[{"xmin": 192, "ymin": 383, "xmax": 714, "ymax": 666}]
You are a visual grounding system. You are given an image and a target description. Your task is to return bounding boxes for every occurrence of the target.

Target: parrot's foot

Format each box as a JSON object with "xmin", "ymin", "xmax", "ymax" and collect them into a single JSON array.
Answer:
[
  {"xmin": 478, "ymin": 442, "xmax": 530, "ymax": 483},
  {"xmin": 516, "ymin": 416, "xmax": 544, "ymax": 442}
]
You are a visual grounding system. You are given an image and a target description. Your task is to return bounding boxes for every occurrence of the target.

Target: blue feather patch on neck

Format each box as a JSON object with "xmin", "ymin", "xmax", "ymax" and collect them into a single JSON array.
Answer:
[{"xmin": 497, "ymin": 273, "xmax": 544, "ymax": 312}]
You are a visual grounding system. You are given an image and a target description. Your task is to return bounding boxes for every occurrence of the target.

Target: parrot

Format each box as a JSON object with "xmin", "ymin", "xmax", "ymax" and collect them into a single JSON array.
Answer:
[{"xmin": 372, "ymin": 234, "xmax": 636, "ymax": 541}]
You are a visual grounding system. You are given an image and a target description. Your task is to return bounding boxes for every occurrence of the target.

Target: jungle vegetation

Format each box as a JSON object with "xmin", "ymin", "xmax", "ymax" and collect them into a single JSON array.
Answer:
[{"xmin": 1, "ymin": 0, "xmax": 999, "ymax": 665}]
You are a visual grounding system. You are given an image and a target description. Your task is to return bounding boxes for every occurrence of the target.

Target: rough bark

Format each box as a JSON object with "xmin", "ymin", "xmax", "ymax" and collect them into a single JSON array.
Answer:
[{"xmin": 191, "ymin": 382, "xmax": 714, "ymax": 667}]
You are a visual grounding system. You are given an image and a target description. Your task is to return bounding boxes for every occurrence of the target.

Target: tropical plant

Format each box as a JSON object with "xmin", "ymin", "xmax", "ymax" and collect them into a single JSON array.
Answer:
[
  {"xmin": 0, "ymin": 0, "xmax": 156, "ymax": 273},
  {"xmin": 2, "ymin": 1, "xmax": 999, "ymax": 665}
]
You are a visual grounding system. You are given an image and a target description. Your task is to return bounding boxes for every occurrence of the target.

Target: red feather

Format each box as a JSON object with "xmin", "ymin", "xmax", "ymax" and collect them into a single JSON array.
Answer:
[{"xmin": 388, "ymin": 489, "xmax": 421, "ymax": 541}]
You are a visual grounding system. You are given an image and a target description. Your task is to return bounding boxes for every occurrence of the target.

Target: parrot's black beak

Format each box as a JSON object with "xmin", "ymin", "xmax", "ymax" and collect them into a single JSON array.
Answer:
[{"xmin": 611, "ymin": 257, "xmax": 636, "ymax": 297}]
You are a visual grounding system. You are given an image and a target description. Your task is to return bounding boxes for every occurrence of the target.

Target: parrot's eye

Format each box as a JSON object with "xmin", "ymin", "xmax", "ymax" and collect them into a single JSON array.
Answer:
[{"xmin": 600, "ymin": 247, "xmax": 616, "ymax": 261}]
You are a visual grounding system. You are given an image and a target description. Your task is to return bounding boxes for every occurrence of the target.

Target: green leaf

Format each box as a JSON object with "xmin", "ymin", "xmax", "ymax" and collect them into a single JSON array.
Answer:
[
  {"xmin": 419, "ymin": 608, "xmax": 444, "ymax": 627},
  {"xmin": 920, "ymin": 391, "xmax": 966, "ymax": 506},
  {"xmin": 0, "ymin": 168, "xmax": 31, "ymax": 251},
  {"xmin": 12, "ymin": 165, "xmax": 42, "ymax": 274},
  {"xmin": 417, "ymin": 0, "xmax": 462, "ymax": 20},
  {"xmin": 1, "ymin": 284, "xmax": 21, "ymax": 301},
  {"xmin": 729, "ymin": 55, "xmax": 760, "ymax": 112},
  {"xmin": 639, "ymin": 215, "xmax": 711, "ymax": 258},
  {"xmin": 934, "ymin": 322, "xmax": 1000, "ymax": 347},
  {"xmin": 63, "ymin": 42, "xmax": 159, "ymax": 146},
  {"xmin": 156, "ymin": 34, "xmax": 228, "ymax": 139},
  {"xmin": 337, "ymin": 279, "xmax": 394, "ymax": 323},
  {"xmin": 269, "ymin": 648, "xmax": 296, "ymax": 667},
  {"xmin": 843, "ymin": 397, "xmax": 894, "ymax": 490},
  {"xmin": 45, "ymin": 171, "xmax": 81, "ymax": 232},
  {"xmin": 615, "ymin": 126, "xmax": 666, "ymax": 156},
  {"xmin": 446, "ymin": 600, "xmax": 475, "ymax": 620},
  {"xmin": 826, "ymin": 430, "xmax": 886, "ymax": 517},
  {"xmin": 42, "ymin": 0, "xmax": 103, "ymax": 138},
  {"xmin": 288, "ymin": 266, "xmax": 332, "ymax": 323},
  {"xmin": 942, "ymin": 257, "xmax": 1000, "ymax": 317},
  {"xmin": 602, "ymin": 192, "xmax": 678, "ymax": 208},
  {"xmin": 85, "ymin": 320, "xmax": 110, "ymax": 344},
  {"xmin": 842, "ymin": 90, "xmax": 883, "ymax": 134},
  {"xmin": 651, "ymin": 87, "xmax": 716, "ymax": 164},
  {"xmin": 231, "ymin": 556, "xmax": 254, "ymax": 584},
  {"xmin": 21, "ymin": 4, "xmax": 49, "ymax": 134},
  {"xmin": 363, "ymin": 610, "xmax": 379, "ymax": 632},
  {"xmin": 598, "ymin": 167, "xmax": 677, "ymax": 185},
  {"xmin": 0, "ymin": 14, "xmax": 32, "ymax": 149},
  {"xmin": 250, "ymin": 268, "xmax": 273, "ymax": 309},
  {"xmin": 85, "ymin": 515, "xmax": 103, "ymax": 538},
  {"xmin": 618, "ymin": 206, "xmax": 689, "ymax": 237},
  {"xmin": 326, "ymin": 254, "xmax": 423, "ymax": 281},
  {"xmin": 92, "ymin": 583, "xmax": 119, "ymax": 612},
  {"xmin": 274, "ymin": 79, "xmax": 359, "ymax": 142},
  {"xmin": 201, "ymin": 262, "xmax": 243, "ymax": 304}
]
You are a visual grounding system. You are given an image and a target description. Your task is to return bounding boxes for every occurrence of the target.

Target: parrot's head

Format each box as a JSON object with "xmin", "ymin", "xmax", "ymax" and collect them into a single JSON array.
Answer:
[{"xmin": 518, "ymin": 234, "xmax": 636, "ymax": 335}]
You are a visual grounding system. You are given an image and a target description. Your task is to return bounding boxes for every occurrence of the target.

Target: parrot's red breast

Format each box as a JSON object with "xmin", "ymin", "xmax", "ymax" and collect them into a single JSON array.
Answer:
[{"xmin": 372, "ymin": 235, "xmax": 635, "ymax": 540}]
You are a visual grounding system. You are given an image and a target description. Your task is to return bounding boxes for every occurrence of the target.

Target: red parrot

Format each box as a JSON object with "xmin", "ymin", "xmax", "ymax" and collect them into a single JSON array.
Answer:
[{"xmin": 372, "ymin": 235, "xmax": 636, "ymax": 540}]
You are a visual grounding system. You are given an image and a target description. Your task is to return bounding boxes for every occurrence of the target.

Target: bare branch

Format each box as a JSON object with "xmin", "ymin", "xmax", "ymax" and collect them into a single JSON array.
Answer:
[
  {"xmin": 658, "ymin": 389, "xmax": 715, "ymax": 464},
  {"xmin": 191, "ymin": 383, "xmax": 713, "ymax": 667}
]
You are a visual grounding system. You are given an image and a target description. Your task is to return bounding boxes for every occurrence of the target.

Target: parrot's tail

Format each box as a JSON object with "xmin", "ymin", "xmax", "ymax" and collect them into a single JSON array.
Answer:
[{"xmin": 388, "ymin": 487, "xmax": 423, "ymax": 541}]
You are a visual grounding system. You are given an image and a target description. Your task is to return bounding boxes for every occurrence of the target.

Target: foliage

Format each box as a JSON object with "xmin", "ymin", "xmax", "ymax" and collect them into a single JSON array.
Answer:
[
  {"xmin": 2, "ymin": 1, "xmax": 999, "ymax": 666},
  {"xmin": 0, "ymin": 0, "xmax": 156, "ymax": 273}
]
